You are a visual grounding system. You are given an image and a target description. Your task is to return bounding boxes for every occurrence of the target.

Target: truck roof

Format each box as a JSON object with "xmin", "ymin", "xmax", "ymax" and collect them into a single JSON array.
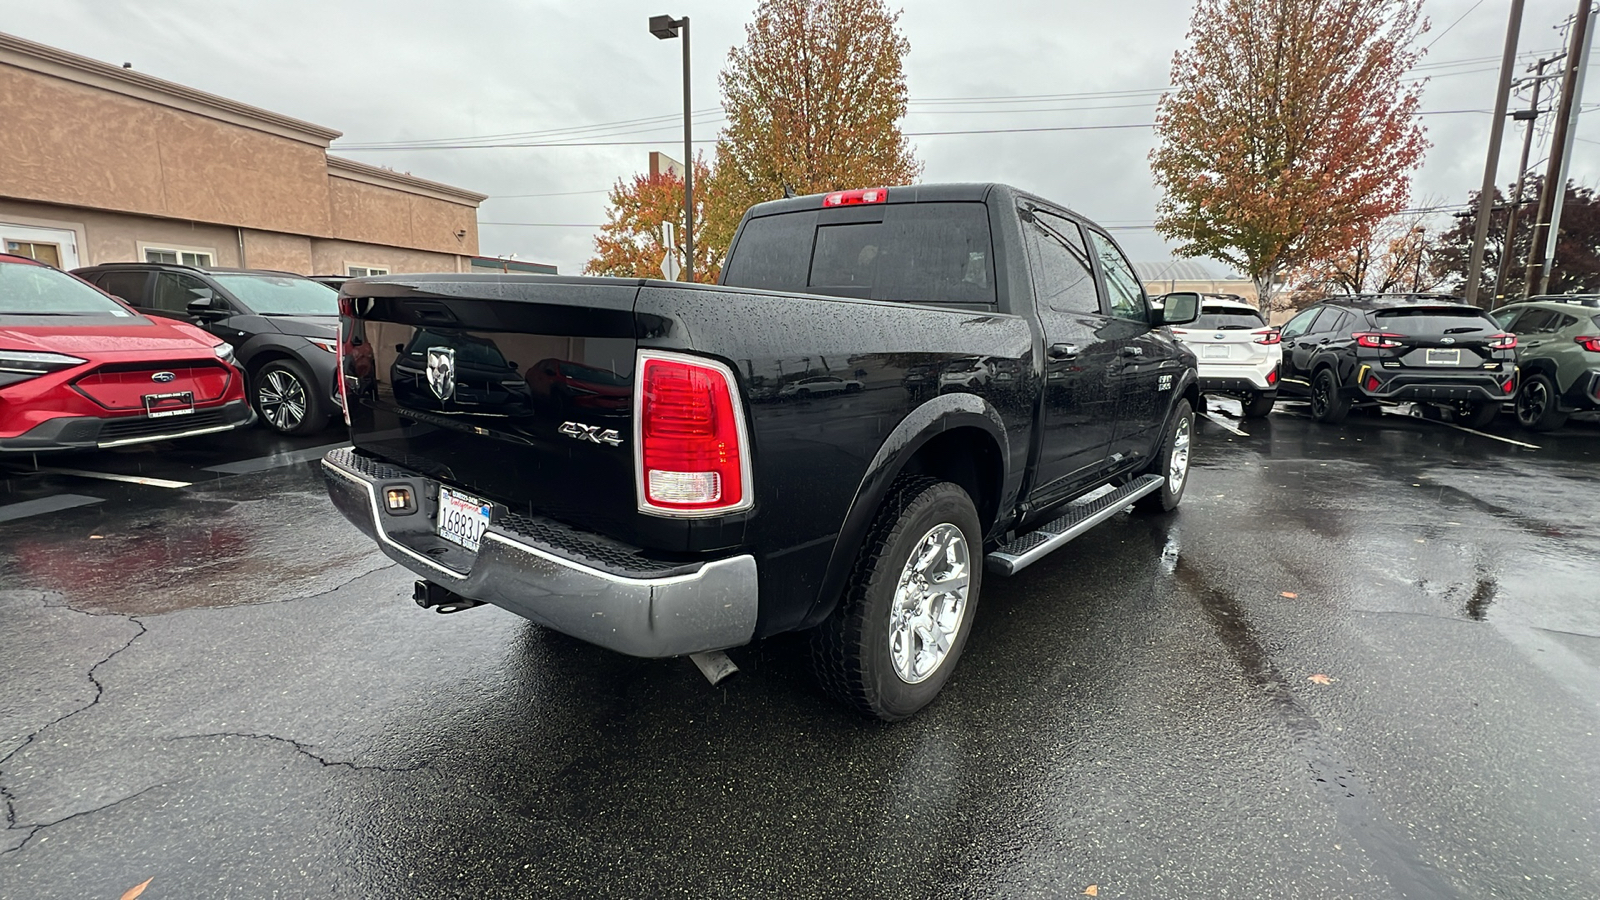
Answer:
[{"xmin": 743, "ymin": 182, "xmax": 1081, "ymax": 222}]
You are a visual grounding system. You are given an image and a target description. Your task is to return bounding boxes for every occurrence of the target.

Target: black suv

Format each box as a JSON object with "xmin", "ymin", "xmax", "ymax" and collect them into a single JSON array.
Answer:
[
  {"xmin": 72, "ymin": 263, "xmax": 339, "ymax": 434},
  {"xmin": 1277, "ymin": 295, "xmax": 1519, "ymax": 426}
]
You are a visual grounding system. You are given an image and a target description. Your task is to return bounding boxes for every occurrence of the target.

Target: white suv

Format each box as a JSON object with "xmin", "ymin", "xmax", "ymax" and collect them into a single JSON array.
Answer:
[{"xmin": 1168, "ymin": 296, "xmax": 1283, "ymax": 417}]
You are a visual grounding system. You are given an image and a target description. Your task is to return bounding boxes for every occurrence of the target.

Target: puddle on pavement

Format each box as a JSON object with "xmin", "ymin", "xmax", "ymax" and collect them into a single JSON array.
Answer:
[{"xmin": 0, "ymin": 465, "xmax": 388, "ymax": 616}]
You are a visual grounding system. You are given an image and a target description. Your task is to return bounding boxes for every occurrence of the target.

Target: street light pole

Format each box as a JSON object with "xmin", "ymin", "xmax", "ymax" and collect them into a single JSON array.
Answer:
[
  {"xmin": 650, "ymin": 14, "xmax": 694, "ymax": 283},
  {"xmin": 1463, "ymin": 0, "xmax": 1525, "ymax": 308}
]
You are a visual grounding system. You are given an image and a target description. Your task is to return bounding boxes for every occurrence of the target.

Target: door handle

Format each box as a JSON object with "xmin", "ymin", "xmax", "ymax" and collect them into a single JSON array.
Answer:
[
  {"xmin": 1121, "ymin": 346, "xmax": 1144, "ymax": 358},
  {"xmin": 1048, "ymin": 342, "xmax": 1080, "ymax": 360}
]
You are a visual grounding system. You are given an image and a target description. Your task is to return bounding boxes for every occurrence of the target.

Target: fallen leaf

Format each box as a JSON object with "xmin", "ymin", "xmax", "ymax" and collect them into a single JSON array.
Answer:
[
  {"xmin": 1308, "ymin": 674, "xmax": 1333, "ymax": 685},
  {"xmin": 1084, "ymin": 886, "xmax": 1099, "ymax": 897},
  {"xmin": 121, "ymin": 878, "xmax": 154, "ymax": 900},
  {"xmin": 89, "ymin": 535, "xmax": 104, "ymax": 540},
  {"xmin": 1280, "ymin": 591, "xmax": 1298, "ymax": 599}
]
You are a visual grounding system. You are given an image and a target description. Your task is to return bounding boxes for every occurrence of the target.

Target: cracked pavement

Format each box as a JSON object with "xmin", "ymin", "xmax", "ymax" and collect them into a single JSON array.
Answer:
[{"xmin": 2, "ymin": 412, "xmax": 1599, "ymax": 898}]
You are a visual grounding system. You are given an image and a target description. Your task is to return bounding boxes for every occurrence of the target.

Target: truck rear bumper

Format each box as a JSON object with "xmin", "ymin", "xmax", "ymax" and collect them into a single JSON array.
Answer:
[{"xmin": 322, "ymin": 448, "xmax": 758, "ymax": 658}]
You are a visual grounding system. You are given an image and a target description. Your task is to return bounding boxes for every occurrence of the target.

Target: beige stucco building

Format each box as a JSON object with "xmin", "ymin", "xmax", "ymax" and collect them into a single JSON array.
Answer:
[{"xmin": 0, "ymin": 31, "xmax": 485, "ymax": 276}]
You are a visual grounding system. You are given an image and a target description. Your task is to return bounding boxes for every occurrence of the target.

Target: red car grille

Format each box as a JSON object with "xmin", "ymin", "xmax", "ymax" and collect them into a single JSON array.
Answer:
[{"xmin": 72, "ymin": 361, "xmax": 234, "ymax": 410}]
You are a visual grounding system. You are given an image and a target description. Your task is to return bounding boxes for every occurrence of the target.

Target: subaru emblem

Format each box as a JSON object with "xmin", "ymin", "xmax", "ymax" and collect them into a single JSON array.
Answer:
[
  {"xmin": 426, "ymin": 346, "xmax": 456, "ymax": 402},
  {"xmin": 1440, "ymin": 337, "xmax": 1455, "ymax": 345},
  {"xmin": 151, "ymin": 371, "xmax": 176, "ymax": 383}
]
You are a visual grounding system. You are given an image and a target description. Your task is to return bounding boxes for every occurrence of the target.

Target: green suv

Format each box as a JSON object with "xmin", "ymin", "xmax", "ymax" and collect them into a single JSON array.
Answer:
[{"xmin": 1492, "ymin": 296, "xmax": 1600, "ymax": 431}]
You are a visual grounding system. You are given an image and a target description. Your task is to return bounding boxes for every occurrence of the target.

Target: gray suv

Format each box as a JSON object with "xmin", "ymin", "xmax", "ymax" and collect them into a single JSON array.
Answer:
[{"xmin": 72, "ymin": 263, "xmax": 339, "ymax": 434}]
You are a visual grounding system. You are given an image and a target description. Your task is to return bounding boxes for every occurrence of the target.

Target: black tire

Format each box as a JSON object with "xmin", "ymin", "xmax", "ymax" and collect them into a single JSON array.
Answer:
[
  {"xmin": 1310, "ymin": 368, "xmax": 1351, "ymax": 424},
  {"xmin": 1135, "ymin": 399, "xmax": 1194, "ymax": 513},
  {"xmin": 1241, "ymin": 391, "xmax": 1277, "ymax": 418},
  {"xmin": 1515, "ymin": 373, "xmax": 1569, "ymax": 432},
  {"xmin": 251, "ymin": 358, "xmax": 329, "ymax": 435},
  {"xmin": 1455, "ymin": 400, "xmax": 1500, "ymax": 429},
  {"xmin": 811, "ymin": 477, "xmax": 982, "ymax": 722}
]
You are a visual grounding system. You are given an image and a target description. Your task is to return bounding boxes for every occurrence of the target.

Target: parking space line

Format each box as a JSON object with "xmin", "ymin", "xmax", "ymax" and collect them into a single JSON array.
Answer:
[
  {"xmin": 1378, "ymin": 408, "xmax": 1541, "ymax": 449},
  {"xmin": 32, "ymin": 467, "xmax": 192, "ymax": 489},
  {"xmin": 1202, "ymin": 412, "xmax": 1249, "ymax": 437},
  {"xmin": 0, "ymin": 494, "xmax": 103, "ymax": 523},
  {"xmin": 202, "ymin": 441, "xmax": 351, "ymax": 476}
]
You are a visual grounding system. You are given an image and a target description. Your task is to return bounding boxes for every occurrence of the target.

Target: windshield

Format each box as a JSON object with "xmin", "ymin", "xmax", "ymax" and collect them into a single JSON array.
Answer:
[
  {"xmin": 211, "ymin": 273, "xmax": 338, "ymax": 316},
  {"xmin": 1194, "ymin": 307, "xmax": 1264, "ymax": 330},
  {"xmin": 0, "ymin": 261, "xmax": 133, "ymax": 316}
]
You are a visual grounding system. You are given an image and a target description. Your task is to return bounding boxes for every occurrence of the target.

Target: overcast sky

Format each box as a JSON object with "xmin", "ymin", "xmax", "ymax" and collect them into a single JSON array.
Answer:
[{"xmin": 3, "ymin": 0, "xmax": 1596, "ymax": 276}]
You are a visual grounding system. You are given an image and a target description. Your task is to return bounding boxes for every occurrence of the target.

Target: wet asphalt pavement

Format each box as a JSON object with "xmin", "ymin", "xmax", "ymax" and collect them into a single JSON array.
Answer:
[{"xmin": 2, "ymin": 405, "xmax": 1598, "ymax": 899}]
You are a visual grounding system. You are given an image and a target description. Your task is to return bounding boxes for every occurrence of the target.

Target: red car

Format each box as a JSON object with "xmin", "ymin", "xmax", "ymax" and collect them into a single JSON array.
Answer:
[{"xmin": 1, "ymin": 254, "xmax": 253, "ymax": 452}]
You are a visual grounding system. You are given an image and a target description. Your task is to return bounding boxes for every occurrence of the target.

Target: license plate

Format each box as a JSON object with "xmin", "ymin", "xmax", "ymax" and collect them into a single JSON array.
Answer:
[
  {"xmin": 143, "ymin": 391, "xmax": 195, "ymax": 418},
  {"xmin": 1203, "ymin": 344, "xmax": 1231, "ymax": 358},
  {"xmin": 1425, "ymin": 348, "xmax": 1461, "ymax": 366},
  {"xmin": 436, "ymin": 487, "xmax": 492, "ymax": 552}
]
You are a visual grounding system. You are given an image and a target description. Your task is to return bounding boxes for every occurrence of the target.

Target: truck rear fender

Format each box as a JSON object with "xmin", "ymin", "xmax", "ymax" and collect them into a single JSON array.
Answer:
[{"xmin": 798, "ymin": 393, "xmax": 1010, "ymax": 629}]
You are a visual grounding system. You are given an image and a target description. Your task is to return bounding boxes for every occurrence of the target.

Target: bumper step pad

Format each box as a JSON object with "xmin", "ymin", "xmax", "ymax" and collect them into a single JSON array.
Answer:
[{"xmin": 985, "ymin": 474, "xmax": 1165, "ymax": 576}]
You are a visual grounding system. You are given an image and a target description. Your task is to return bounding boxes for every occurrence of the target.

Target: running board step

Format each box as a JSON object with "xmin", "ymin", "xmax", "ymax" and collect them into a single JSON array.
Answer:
[{"xmin": 985, "ymin": 474, "xmax": 1165, "ymax": 576}]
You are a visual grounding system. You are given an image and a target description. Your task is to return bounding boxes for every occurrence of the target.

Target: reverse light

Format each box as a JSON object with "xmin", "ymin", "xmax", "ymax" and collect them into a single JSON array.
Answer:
[
  {"xmin": 1253, "ymin": 329, "xmax": 1282, "ymax": 345},
  {"xmin": 636, "ymin": 351, "xmax": 752, "ymax": 515},
  {"xmin": 1353, "ymin": 332, "xmax": 1405, "ymax": 349},
  {"xmin": 384, "ymin": 486, "xmax": 416, "ymax": 514},
  {"xmin": 1576, "ymin": 336, "xmax": 1600, "ymax": 353},
  {"xmin": 822, "ymin": 188, "xmax": 888, "ymax": 207},
  {"xmin": 1487, "ymin": 333, "xmax": 1517, "ymax": 350}
]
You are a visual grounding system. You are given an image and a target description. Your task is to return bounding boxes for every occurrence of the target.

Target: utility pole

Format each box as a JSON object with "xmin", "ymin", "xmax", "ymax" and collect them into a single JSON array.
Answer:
[
  {"xmin": 1491, "ymin": 57, "xmax": 1559, "ymax": 307},
  {"xmin": 1524, "ymin": 0, "xmax": 1594, "ymax": 297},
  {"xmin": 1464, "ymin": 0, "xmax": 1525, "ymax": 308}
]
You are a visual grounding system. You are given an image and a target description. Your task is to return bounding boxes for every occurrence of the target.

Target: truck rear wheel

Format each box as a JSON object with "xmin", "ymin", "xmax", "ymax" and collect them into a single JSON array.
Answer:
[{"xmin": 811, "ymin": 477, "xmax": 982, "ymax": 722}]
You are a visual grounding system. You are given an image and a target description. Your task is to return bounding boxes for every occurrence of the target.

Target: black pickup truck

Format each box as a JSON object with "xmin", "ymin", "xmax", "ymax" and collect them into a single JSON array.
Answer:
[{"xmin": 323, "ymin": 184, "xmax": 1201, "ymax": 720}]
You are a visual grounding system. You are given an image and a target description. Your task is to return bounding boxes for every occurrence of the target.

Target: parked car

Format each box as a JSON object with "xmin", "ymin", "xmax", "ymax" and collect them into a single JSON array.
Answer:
[
  {"xmin": 777, "ymin": 374, "xmax": 863, "ymax": 398},
  {"xmin": 321, "ymin": 183, "xmax": 1201, "ymax": 721},
  {"xmin": 0, "ymin": 254, "xmax": 252, "ymax": 452},
  {"xmin": 1167, "ymin": 295, "xmax": 1281, "ymax": 417},
  {"xmin": 1277, "ymin": 295, "xmax": 1518, "ymax": 426},
  {"xmin": 71, "ymin": 263, "xmax": 339, "ymax": 434},
  {"xmin": 1491, "ymin": 297, "xmax": 1600, "ymax": 431}
]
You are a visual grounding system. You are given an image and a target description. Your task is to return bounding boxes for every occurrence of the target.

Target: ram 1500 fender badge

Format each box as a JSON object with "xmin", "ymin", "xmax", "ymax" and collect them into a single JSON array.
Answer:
[
  {"xmin": 1157, "ymin": 373, "xmax": 1174, "ymax": 391},
  {"xmin": 559, "ymin": 421, "xmax": 624, "ymax": 447}
]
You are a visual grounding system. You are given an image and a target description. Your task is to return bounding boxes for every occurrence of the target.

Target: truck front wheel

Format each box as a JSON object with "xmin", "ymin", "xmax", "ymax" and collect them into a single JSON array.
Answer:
[
  {"xmin": 811, "ymin": 477, "xmax": 982, "ymax": 722},
  {"xmin": 1134, "ymin": 399, "xmax": 1193, "ymax": 513}
]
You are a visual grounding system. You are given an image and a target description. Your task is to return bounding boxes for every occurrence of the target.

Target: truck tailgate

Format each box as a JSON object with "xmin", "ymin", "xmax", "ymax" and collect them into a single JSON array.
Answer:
[{"xmin": 340, "ymin": 276, "xmax": 641, "ymax": 540}]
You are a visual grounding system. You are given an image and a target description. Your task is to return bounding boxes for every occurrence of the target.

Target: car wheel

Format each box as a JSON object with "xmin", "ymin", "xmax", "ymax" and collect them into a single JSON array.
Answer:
[
  {"xmin": 1135, "ymin": 399, "xmax": 1194, "ymax": 513},
  {"xmin": 811, "ymin": 476, "xmax": 981, "ymax": 722},
  {"xmin": 1455, "ymin": 400, "xmax": 1500, "ymax": 429},
  {"xmin": 1310, "ymin": 368, "xmax": 1351, "ymax": 424},
  {"xmin": 1515, "ymin": 373, "xmax": 1569, "ymax": 432},
  {"xmin": 252, "ymin": 358, "xmax": 328, "ymax": 435},
  {"xmin": 1241, "ymin": 391, "xmax": 1277, "ymax": 418}
]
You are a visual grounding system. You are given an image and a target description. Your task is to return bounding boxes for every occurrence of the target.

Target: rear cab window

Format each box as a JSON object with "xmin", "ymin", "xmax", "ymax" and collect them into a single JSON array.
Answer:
[{"xmin": 723, "ymin": 202, "xmax": 996, "ymax": 307}]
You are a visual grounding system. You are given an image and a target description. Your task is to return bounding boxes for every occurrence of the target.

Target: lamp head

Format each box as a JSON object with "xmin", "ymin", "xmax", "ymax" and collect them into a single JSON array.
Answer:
[{"xmin": 650, "ymin": 14, "xmax": 682, "ymax": 39}]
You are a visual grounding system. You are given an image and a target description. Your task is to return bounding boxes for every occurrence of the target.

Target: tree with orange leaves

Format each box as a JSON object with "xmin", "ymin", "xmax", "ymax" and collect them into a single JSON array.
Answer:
[
  {"xmin": 1151, "ymin": 0, "xmax": 1429, "ymax": 310},
  {"xmin": 584, "ymin": 155, "xmax": 721, "ymax": 282},
  {"xmin": 704, "ymin": 0, "xmax": 922, "ymax": 254}
]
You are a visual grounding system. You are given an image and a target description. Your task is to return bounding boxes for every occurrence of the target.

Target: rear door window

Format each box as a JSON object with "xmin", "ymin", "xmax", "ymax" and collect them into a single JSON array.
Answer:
[
  {"xmin": 94, "ymin": 271, "xmax": 152, "ymax": 306},
  {"xmin": 1279, "ymin": 307, "xmax": 1323, "ymax": 340}
]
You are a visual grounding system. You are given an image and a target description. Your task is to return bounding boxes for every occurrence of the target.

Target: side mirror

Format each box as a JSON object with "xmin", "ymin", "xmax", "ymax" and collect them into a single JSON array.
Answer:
[{"xmin": 1156, "ymin": 291, "xmax": 1200, "ymax": 326}]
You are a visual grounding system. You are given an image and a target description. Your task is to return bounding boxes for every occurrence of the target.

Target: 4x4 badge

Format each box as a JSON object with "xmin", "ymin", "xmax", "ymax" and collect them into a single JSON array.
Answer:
[
  {"xmin": 426, "ymin": 346, "xmax": 456, "ymax": 402},
  {"xmin": 559, "ymin": 421, "xmax": 623, "ymax": 447}
]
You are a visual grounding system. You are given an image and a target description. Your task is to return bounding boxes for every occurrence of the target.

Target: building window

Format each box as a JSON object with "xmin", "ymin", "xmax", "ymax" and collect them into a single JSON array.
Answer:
[
  {"xmin": 346, "ymin": 264, "xmax": 390, "ymax": 277},
  {"xmin": 5, "ymin": 241, "xmax": 62, "ymax": 267},
  {"xmin": 143, "ymin": 246, "xmax": 214, "ymax": 267}
]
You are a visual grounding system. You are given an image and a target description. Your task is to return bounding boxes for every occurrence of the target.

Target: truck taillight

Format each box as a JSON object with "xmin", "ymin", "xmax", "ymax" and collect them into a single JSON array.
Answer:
[
  {"xmin": 1576, "ymin": 336, "xmax": 1600, "ymax": 353},
  {"xmin": 822, "ymin": 188, "xmax": 888, "ymax": 207},
  {"xmin": 1253, "ymin": 328, "xmax": 1281, "ymax": 345},
  {"xmin": 1353, "ymin": 332, "xmax": 1404, "ymax": 349},
  {"xmin": 636, "ymin": 351, "xmax": 752, "ymax": 516},
  {"xmin": 1488, "ymin": 333, "xmax": 1517, "ymax": 350}
]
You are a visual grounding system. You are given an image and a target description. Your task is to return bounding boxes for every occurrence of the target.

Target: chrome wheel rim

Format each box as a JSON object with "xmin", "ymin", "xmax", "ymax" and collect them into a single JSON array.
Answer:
[
  {"xmin": 1168, "ymin": 415, "xmax": 1192, "ymax": 493},
  {"xmin": 258, "ymin": 369, "xmax": 307, "ymax": 431},
  {"xmin": 1518, "ymin": 381, "xmax": 1548, "ymax": 424},
  {"xmin": 888, "ymin": 523, "xmax": 971, "ymax": 685}
]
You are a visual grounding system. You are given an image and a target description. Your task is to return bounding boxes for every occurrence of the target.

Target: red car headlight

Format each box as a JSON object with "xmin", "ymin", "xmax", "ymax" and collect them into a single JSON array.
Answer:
[{"xmin": 0, "ymin": 350, "xmax": 87, "ymax": 387}]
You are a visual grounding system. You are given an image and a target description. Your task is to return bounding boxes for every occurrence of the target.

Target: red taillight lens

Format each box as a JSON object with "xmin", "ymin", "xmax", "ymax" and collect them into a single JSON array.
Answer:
[
  {"xmin": 637, "ymin": 353, "xmax": 749, "ymax": 514},
  {"xmin": 336, "ymin": 316, "xmax": 352, "ymax": 425},
  {"xmin": 1488, "ymin": 333, "xmax": 1517, "ymax": 350},
  {"xmin": 822, "ymin": 188, "xmax": 888, "ymax": 207},
  {"xmin": 1353, "ymin": 332, "xmax": 1404, "ymax": 349},
  {"xmin": 1576, "ymin": 336, "xmax": 1600, "ymax": 353},
  {"xmin": 1253, "ymin": 329, "xmax": 1281, "ymax": 345}
]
